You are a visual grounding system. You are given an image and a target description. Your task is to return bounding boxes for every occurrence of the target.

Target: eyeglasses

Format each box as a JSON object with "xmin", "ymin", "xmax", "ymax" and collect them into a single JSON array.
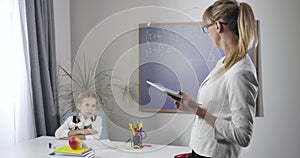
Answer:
[
  {"xmin": 201, "ymin": 22, "xmax": 227, "ymax": 34},
  {"xmin": 202, "ymin": 22, "xmax": 214, "ymax": 34}
]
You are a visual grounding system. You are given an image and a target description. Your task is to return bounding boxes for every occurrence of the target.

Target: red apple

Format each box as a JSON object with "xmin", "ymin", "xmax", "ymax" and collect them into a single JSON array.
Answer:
[{"xmin": 68, "ymin": 136, "xmax": 82, "ymax": 150}]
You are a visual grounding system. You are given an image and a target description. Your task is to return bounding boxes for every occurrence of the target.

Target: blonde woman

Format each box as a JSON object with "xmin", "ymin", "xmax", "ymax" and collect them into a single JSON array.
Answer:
[{"xmin": 174, "ymin": 0, "xmax": 258, "ymax": 157}]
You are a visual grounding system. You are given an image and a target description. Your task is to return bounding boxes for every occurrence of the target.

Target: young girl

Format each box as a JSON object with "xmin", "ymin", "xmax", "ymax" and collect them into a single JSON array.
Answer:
[{"xmin": 55, "ymin": 92, "xmax": 103, "ymax": 140}]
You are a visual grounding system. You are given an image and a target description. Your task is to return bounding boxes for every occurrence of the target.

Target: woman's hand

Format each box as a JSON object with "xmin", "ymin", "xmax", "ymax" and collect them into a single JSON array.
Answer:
[
  {"xmin": 174, "ymin": 91, "xmax": 198, "ymax": 114},
  {"xmin": 174, "ymin": 91, "xmax": 209, "ymax": 119}
]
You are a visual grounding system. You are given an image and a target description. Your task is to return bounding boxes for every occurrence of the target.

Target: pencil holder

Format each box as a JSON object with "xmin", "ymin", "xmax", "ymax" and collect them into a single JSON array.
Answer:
[
  {"xmin": 128, "ymin": 122, "xmax": 147, "ymax": 149},
  {"xmin": 132, "ymin": 135, "xmax": 142, "ymax": 148}
]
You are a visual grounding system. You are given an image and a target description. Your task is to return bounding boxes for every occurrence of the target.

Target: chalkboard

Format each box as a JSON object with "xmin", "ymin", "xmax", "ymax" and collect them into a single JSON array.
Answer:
[{"xmin": 139, "ymin": 22, "xmax": 257, "ymax": 112}]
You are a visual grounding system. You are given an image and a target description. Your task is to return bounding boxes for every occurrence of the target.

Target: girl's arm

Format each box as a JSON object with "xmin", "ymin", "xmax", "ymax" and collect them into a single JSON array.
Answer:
[
  {"xmin": 55, "ymin": 117, "xmax": 72, "ymax": 139},
  {"xmin": 85, "ymin": 116, "xmax": 103, "ymax": 140},
  {"xmin": 68, "ymin": 129, "xmax": 86, "ymax": 137}
]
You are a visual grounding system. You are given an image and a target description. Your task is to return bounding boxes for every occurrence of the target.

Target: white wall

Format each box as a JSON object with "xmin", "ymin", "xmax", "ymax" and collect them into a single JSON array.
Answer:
[
  {"xmin": 53, "ymin": 0, "xmax": 70, "ymax": 67},
  {"xmin": 55, "ymin": 0, "xmax": 300, "ymax": 157}
]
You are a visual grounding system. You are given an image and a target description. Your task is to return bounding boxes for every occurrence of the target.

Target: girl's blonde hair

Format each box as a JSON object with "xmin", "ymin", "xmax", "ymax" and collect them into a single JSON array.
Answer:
[
  {"xmin": 202, "ymin": 0, "xmax": 258, "ymax": 71},
  {"xmin": 75, "ymin": 91, "xmax": 98, "ymax": 109}
]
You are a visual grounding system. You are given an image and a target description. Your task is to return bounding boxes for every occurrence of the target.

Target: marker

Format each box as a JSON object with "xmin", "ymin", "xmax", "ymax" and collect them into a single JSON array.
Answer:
[{"xmin": 129, "ymin": 123, "xmax": 135, "ymax": 136}]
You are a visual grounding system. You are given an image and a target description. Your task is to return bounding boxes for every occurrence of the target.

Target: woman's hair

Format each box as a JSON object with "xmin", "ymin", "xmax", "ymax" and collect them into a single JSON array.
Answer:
[
  {"xmin": 75, "ymin": 91, "xmax": 98, "ymax": 109},
  {"xmin": 202, "ymin": 0, "xmax": 258, "ymax": 71}
]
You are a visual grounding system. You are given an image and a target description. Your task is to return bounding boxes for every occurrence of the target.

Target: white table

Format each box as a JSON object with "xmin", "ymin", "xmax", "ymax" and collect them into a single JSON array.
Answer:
[{"xmin": 0, "ymin": 136, "xmax": 191, "ymax": 158}]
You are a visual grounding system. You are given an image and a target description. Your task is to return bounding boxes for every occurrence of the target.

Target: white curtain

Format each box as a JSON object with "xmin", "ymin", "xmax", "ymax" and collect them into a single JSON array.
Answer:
[{"xmin": 0, "ymin": 0, "xmax": 36, "ymax": 147}]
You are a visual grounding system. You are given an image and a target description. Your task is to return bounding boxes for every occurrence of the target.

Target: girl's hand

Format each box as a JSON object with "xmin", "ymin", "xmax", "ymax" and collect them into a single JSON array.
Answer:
[
  {"xmin": 83, "ymin": 129, "xmax": 98, "ymax": 135},
  {"xmin": 71, "ymin": 134, "xmax": 86, "ymax": 140}
]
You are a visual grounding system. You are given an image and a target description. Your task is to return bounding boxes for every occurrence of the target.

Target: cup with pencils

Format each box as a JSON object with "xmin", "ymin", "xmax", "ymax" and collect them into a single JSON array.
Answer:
[{"xmin": 129, "ymin": 121, "xmax": 147, "ymax": 149}]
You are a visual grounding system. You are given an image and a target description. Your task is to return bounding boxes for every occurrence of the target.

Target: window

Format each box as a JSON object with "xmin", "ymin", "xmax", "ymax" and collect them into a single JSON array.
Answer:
[{"xmin": 0, "ymin": 0, "xmax": 35, "ymax": 146}]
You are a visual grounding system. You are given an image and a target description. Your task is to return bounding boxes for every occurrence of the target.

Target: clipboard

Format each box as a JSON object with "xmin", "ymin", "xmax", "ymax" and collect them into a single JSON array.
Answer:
[{"xmin": 146, "ymin": 80, "xmax": 182, "ymax": 101}]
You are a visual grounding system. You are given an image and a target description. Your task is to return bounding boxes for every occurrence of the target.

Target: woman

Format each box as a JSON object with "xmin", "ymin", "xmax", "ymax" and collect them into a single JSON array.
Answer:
[{"xmin": 174, "ymin": 0, "xmax": 258, "ymax": 157}]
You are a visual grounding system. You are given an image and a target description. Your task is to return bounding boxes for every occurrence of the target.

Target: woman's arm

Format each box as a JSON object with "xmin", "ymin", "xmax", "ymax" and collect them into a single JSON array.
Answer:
[
  {"xmin": 214, "ymin": 71, "xmax": 258, "ymax": 147},
  {"xmin": 177, "ymin": 97, "xmax": 217, "ymax": 127},
  {"xmin": 175, "ymin": 70, "xmax": 257, "ymax": 147}
]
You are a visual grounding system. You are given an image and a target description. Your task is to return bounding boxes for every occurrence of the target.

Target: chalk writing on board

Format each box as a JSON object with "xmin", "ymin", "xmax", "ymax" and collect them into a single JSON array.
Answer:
[{"xmin": 139, "ymin": 22, "xmax": 257, "ymax": 112}]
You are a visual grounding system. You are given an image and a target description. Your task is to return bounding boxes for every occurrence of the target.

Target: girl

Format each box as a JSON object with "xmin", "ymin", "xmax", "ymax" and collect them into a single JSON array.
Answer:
[{"xmin": 55, "ymin": 92, "xmax": 103, "ymax": 140}]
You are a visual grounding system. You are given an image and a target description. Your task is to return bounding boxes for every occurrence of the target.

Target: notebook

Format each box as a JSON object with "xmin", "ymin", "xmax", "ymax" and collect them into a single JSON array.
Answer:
[{"xmin": 51, "ymin": 146, "xmax": 94, "ymax": 157}]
